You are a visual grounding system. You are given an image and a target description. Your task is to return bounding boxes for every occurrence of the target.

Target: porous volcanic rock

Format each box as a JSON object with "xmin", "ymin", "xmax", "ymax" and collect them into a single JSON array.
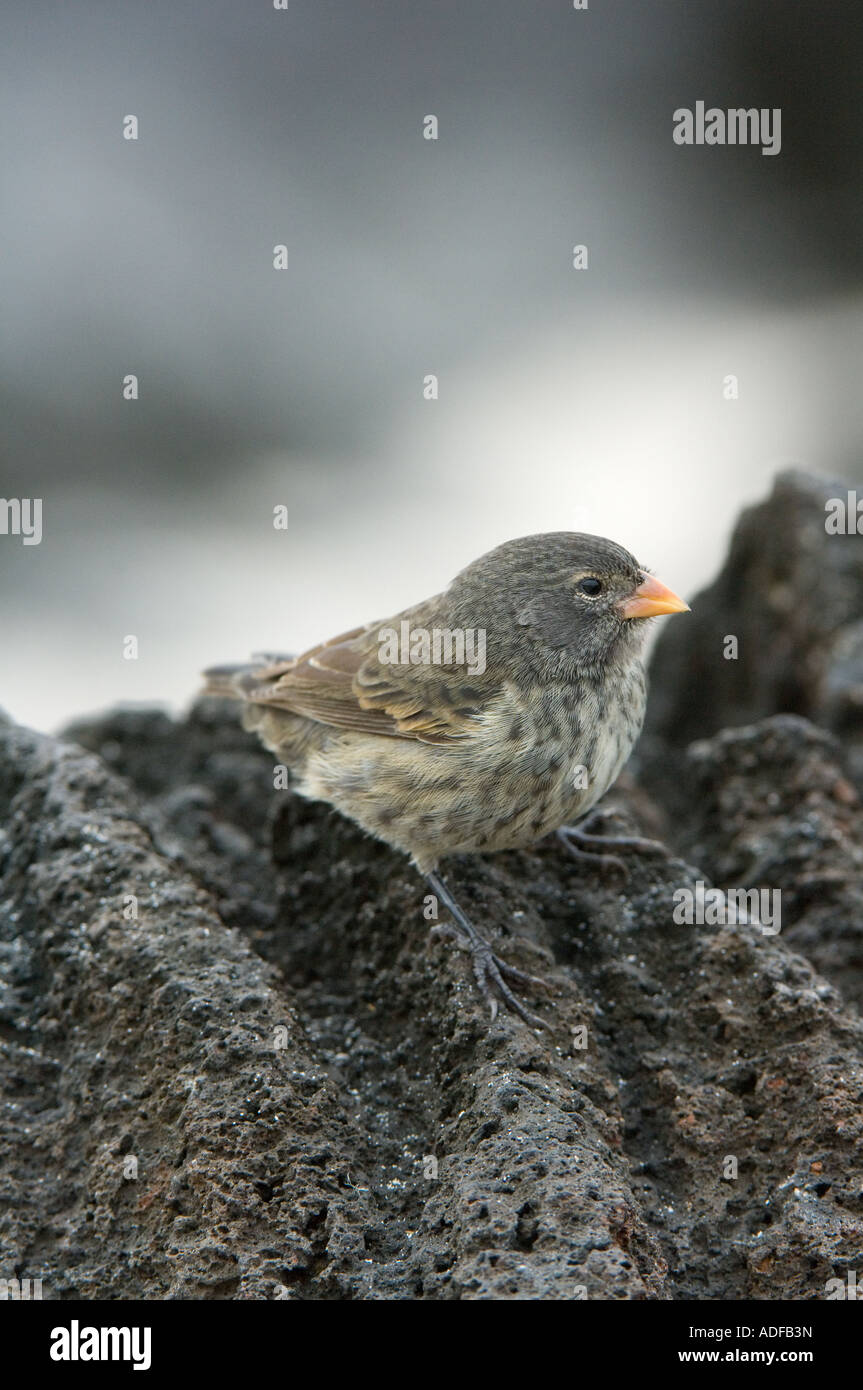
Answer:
[{"xmin": 2, "ymin": 471, "xmax": 863, "ymax": 1300}]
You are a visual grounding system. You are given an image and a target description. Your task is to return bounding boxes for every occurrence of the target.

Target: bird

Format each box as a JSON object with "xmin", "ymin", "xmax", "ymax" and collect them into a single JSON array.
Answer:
[{"xmin": 203, "ymin": 532, "xmax": 689, "ymax": 1027}]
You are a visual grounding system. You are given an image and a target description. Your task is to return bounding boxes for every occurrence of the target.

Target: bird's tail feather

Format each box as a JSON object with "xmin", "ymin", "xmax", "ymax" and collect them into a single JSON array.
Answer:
[{"xmin": 201, "ymin": 653, "xmax": 295, "ymax": 700}]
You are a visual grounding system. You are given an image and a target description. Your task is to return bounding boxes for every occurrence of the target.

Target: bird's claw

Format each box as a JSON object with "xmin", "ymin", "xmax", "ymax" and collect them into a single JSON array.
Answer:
[
  {"xmin": 557, "ymin": 812, "xmax": 667, "ymax": 879},
  {"xmin": 468, "ymin": 937, "xmax": 551, "ymax": 1029},
  {"xmin": 426, "ymin": 872, "xmax": 551, "ymax": 1029},
  {"xmin": 433, "ymin": 925, "xmax": 550, "ymax": 1028}
]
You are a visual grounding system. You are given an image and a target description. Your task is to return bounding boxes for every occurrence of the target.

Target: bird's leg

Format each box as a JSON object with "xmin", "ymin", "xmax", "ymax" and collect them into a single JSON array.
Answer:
[
  {"xmin": 424, "ymin": 870, "xmax": 549, "ymax": 1029},
  {"xmin": 557, "ymin": 807, "xmax": 667, "ymax": 877}
]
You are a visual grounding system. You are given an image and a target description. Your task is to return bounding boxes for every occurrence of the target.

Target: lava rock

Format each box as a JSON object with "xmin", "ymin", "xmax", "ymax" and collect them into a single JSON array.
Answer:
[
  {"xmin": 2, "ymin": 471, "xmax": 863, "ymax": 1299},
  {"xmin": 1, "ymin": 697, "xmax": 862, "ymax": 1299},
  {"xmin": 640, "ymin": 470, "xmax": 863, "ymax": 807}
]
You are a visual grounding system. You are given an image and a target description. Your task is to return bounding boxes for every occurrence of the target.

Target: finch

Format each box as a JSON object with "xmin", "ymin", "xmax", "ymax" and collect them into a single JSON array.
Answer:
[{"xmin": 204, "ymin": 533, "xmax": 688, "ymax": 1026}]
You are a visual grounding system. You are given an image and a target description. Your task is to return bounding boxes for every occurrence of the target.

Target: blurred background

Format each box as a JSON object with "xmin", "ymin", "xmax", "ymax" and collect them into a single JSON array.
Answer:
[{"xmin": 2, "ymin": 0, "xmax": 862, "ymax": 732}]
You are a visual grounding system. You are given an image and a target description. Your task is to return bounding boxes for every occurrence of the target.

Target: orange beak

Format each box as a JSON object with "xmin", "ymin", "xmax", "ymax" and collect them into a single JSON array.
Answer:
[{"xmin": 617, "ymin": 574, "xmax": 690, "ymax": 620}]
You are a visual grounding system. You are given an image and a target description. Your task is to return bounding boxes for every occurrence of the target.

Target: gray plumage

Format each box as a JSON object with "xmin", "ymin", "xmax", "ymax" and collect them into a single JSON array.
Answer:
[{"xmin": 204, "ymin": 533, "xmax": 662, "ymax": 873}]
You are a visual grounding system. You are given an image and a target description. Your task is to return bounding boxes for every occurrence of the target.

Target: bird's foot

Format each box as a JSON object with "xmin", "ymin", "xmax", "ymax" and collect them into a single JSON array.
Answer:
[
  {"xmin": 426, "ymin": 871, "xmax": 550, "ymax": 1029},
  {"xmin": 557, "ymin": 810, "xmax": 667, "ymax": 879}
]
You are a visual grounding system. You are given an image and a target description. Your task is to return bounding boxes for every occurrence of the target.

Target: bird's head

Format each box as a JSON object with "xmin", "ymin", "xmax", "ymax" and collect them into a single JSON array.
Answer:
[{"xmin": 448, "ymin": 532, "xmax": 689, "ymax": 679}]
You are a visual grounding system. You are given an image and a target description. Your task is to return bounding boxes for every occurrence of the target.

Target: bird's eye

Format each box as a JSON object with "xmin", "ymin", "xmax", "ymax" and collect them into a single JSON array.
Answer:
[{"xmin": 578, "ymin": 577, "xmax": 602, "ymax": 597}]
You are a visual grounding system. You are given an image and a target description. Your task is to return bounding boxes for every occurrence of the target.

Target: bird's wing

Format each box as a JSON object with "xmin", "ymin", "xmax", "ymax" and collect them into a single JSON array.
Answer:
[{"xmin": 243, "ymin": 604, "xmax": 486, "ymax": 745}]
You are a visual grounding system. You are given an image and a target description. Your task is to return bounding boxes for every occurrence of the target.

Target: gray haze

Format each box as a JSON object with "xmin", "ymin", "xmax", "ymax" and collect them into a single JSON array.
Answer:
[{"xmin": 2, "ymin": 1, "xmax": 862, "ymax": 729}]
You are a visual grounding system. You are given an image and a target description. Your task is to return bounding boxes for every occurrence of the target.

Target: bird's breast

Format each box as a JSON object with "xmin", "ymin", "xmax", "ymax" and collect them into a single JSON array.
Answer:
[
  {"xmin": 296, "ymin": 663, "xmax": 647, "ymax": 866},
  {"xmin": 477, "ymin": 667, "xmax": 647, "ymax": 836}
]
